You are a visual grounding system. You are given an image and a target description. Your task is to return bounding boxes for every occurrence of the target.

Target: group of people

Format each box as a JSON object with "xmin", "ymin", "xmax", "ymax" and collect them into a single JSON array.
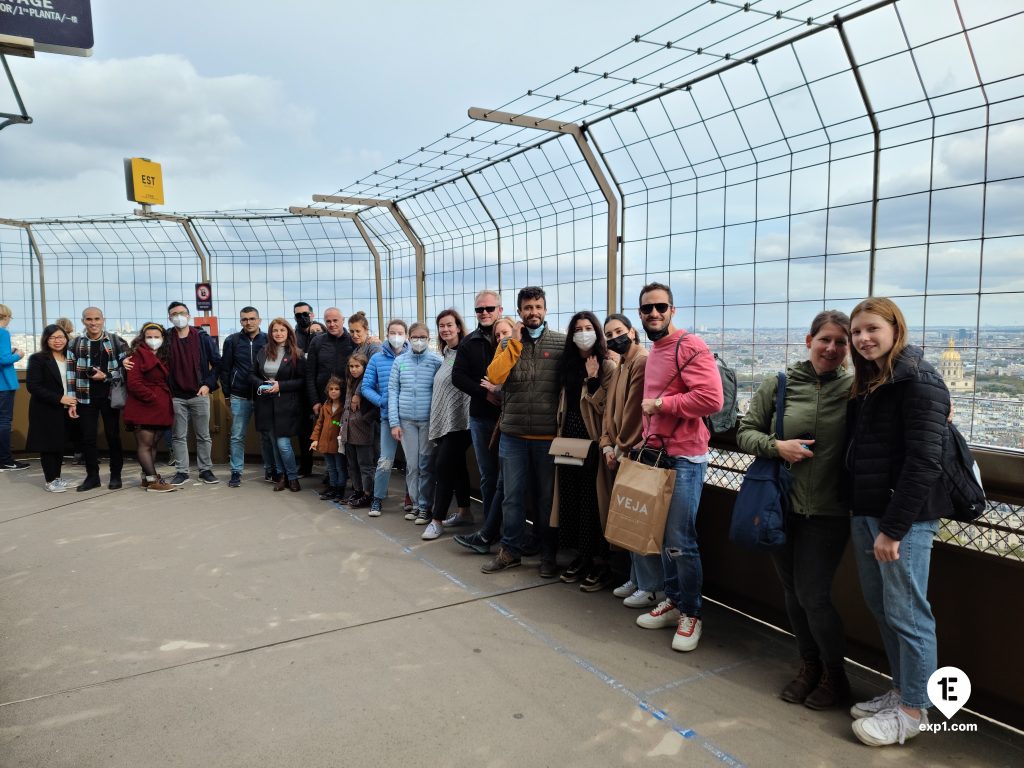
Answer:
[{"xmin": 1, "ymin": 287, "xmax": 953, "ymax": 748}]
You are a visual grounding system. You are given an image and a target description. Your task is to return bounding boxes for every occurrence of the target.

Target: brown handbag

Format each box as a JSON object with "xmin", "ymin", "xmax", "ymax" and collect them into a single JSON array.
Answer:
[{"xmin": 548, "ymin": 436, "xmax": 593, "ymax": 466}]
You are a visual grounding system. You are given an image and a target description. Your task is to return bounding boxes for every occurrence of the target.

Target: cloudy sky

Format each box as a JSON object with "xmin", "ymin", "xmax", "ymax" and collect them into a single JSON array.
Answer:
[{"xmin": 0, "ymin": 0, "xmax": 674, "ymax": 217}]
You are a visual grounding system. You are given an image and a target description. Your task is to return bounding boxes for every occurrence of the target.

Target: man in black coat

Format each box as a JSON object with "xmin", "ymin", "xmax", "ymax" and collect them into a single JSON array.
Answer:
[
  {"xmin": 451, "ymin": 290, "xmax": 504, "ymax": 554},
  {"xmin": 305, "ymin": 307, "xmax": 355, "ymax": 421},
  {"xmin": 291, "ymin": 301, "xmax": 316, "ymax": 475}
]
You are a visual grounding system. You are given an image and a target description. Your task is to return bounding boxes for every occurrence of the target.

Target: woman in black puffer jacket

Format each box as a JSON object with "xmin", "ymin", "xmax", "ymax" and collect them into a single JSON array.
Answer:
[{"xmin": 846, "ymin": 297, "xmax": 952, "ymax": 749}]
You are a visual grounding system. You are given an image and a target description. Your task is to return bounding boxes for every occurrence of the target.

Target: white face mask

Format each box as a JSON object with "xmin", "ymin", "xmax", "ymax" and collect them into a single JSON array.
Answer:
[
  {"xmin": 410, "ymin": 338, "xmax": 429, "ymax": 353},
  {"xmin": 388, "ymin": 334, "xmax": 406, "ymax": 350},
  {"xmin": 170, "ymin": 314, "xmax": 189, "ymax": 329},
  {"xmin": 573, "ymin": 330, "xmax": 597, "ymax": 351},
  {"xmin": 145, "ymin": 337, "xmax": 163, "ymax": 351}
]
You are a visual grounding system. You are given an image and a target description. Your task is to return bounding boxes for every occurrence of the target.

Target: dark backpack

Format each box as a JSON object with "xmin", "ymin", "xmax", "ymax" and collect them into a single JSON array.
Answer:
[
  {"xmin": 942, "ymin": 423, "xmax": 986, "ymax": 522},
  {"xmin": 706, "ymin": 352, "xmax": 738, "ymax": 434}
]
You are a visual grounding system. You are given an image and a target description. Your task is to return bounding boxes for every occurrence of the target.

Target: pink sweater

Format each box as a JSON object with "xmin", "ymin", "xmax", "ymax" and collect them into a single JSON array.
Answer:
[{"xmin": 642, "ymin": 329, "xmax": 724, "ymax": 457}]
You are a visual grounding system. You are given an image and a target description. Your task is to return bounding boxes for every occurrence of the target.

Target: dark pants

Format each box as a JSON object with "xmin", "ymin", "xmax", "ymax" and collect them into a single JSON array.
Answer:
[
  {"xmin": 41, "ymin": 452, "xmax": 63, "ymax": 481},
  {"xmin": 0, "ymin": 389, "xmax": 14, "ymax": 465},
  {"xmin": 297, "ymin": 398, "xmax": 314, "ymax": 475},
  {"xmin": 79, "ymin": 397, "xmax": 124, "ymax": 480},
  {"xmin": 431, "ymin": 429, "xmax": 472, "ymax": 521},
  {"xmin": 770, "ymin": 513, "xmax": 850, "ymax": 667}
]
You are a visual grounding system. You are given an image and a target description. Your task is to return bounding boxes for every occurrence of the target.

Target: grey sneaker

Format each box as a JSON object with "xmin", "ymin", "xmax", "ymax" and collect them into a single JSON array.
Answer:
[
  {"xmin": 481, "ymin": 548, "xmax": 521, "ymax": 573},
  {"xmin": 850, "ymin": 689, "xmax": 902, "ymax": 720},
  {"xmin": 612, "ymin": 580, "xmax": 638, "ymax": 598},
  {"xmin": 199, "ymin": 470, "xmax": 219, "ymax": 484},
  {"xmin": 852, "ymin": 705, "xmax": 926, "ymax": 746},
  {"xmin": 45, "ymin": 479, "xmax": 67, "ymax": 493},
  {"xmin": 169, "ymin": 473, "xmax": 189, "ymax": 486},
  {"xmin": 623, "ymin": 589, "xmax": 662, "ymax": 609}
]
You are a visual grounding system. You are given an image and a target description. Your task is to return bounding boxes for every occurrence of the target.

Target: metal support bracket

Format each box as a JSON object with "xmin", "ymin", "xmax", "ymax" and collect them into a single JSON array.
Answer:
[
  {"xmin": 0, "ymin": 48, "xmax": 34, "ymax": 131},
  {"xmin": 467, "ymin": 107, "xmax": 620, "ymax": 314}
]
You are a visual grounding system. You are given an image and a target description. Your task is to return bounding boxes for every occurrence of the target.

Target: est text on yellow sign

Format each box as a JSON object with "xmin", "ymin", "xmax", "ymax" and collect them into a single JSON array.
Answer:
[{"xmin": 124, "ymin": 157, "xmax": 164, "ymax": 205}]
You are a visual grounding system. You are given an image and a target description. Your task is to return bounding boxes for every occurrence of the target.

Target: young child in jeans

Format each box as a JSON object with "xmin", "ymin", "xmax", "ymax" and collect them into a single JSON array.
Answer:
[
  {"xmin": 341, "ymin": 353, "xmax": 378, "ymax": 507},
  {"xmin": 309, "ymin": 375, "xmax": 347, "ymax": 501}
]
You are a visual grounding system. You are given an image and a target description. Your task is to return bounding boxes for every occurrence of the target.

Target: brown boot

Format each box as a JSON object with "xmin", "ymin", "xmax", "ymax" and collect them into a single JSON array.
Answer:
[
  {"xmin": 273, "ymin": 475, "xmax": 288, "ymax": 492},
  {"xmin": 780, "ymin": 660, "xmax": 823, "ymax": 704},
  {"xmin": 288, "ymin": 479, "xmax": 301, "ymax": 493},
  {"xmin": 804, "ymin": 665, "xmax": 851, "ymax": 710},
  {"xmin": 146, "ymin": 475, "xmax": 177, "ymax": 493}
]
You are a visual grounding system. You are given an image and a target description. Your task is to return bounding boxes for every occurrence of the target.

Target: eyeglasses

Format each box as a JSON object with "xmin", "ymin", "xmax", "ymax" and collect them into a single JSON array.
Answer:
[
  {"xmin": 474, "ymin": 306, "xmax": 497, "ymax": 314},
  {"xmin": 639, "ymin": 303, "xmax": 671, "ymax": 315}
]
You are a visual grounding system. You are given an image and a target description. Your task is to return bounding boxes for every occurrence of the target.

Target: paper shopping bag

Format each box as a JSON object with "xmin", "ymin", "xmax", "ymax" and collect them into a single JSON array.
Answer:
[{"xmin": 604, "ymin": 458, "xmax": 675, "ymax": 556}]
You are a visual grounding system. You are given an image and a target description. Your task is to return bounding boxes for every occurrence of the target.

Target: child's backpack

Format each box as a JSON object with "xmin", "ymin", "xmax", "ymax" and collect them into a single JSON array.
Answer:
[{"xmin": 942, "ymin": 423, "xmax": 987, "ymax": 522}]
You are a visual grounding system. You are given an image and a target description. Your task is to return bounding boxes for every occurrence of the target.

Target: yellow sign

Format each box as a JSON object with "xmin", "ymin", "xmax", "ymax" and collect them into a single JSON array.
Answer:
[{"xmin": 124, "ymin": 157, "xmax": 164, "ymax": 205}]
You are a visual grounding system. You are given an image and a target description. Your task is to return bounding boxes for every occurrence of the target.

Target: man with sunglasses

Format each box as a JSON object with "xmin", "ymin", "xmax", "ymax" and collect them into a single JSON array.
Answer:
[
  {"xmin": 292, "ymin": 301, "xmax": 316, "ymax": 476},
  {"xmin": 451, "ymin": 290, "xmax": 504, "ymax": 547},
  {"xmin": 632, "ymin": 282, "xmax": 723, "ymax": 654}
]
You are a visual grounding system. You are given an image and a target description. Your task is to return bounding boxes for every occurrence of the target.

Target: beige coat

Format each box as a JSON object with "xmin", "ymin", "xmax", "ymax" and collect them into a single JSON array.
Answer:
[
  {"xmin": 597, "ymin": 343, "xmax": 649, "ymax": 522},
  {"xmin": 550, "ymin": 357, "xmax": 615, "ymax": 528}
]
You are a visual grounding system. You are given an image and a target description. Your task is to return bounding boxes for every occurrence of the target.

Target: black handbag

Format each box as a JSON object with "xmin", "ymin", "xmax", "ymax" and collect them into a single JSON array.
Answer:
[{"xmin": 729, "ymin": 372, "xmax": 793, "ymax": 551}]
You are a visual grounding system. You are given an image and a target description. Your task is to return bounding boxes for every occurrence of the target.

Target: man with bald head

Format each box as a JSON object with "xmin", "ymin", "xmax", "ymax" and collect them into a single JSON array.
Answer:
[
  {"xmin": 66, "ymin": 307, "xmax": 128, "ymax": 491},
  {"xmin": 305, "ymin": 307, "xmax": 355, "ymax": 418}
]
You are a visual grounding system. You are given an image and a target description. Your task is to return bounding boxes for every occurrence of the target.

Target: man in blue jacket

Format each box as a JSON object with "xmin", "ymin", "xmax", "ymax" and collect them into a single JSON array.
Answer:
[
  {"xmin": 220, "ymin": 306, "xmax": 275, "ymax": 488},
  {"xmin": 166, "ymin": 302, "xmax": 221, "ymax": 486}
]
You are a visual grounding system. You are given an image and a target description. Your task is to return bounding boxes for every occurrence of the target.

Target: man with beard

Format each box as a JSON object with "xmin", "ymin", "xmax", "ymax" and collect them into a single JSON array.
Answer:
[
  {"xmin": 632, "ymin": 282, "xmax": 723, "ymax": 653},
  {"xmin": 481, "ymin": 286, "xmax": 565, "ymax": 577},
  {"xmin": 293, "ymin": 301, "xmax": 316, "ymax": 476},
  {"xmin": 451, "ymin": 290, "xmax": 503, "ymax": 547}
]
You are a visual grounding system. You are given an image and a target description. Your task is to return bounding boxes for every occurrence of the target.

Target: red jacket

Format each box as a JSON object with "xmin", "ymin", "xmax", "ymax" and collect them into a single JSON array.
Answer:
[{"xmin": 124, "ymin": 345, "xmax": 173, "ymax": 428}]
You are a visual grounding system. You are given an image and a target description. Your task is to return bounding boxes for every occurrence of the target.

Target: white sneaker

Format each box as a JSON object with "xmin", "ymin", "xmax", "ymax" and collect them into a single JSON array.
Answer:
[
  {"xmin": 54, "ymin": 478, "xmax": 70, "ymax": 490},
  {"xmin": 623, "ymin": 589, "xmax": 661, "ymax": 609},
  {"xmin": 612, "ymin": 580, "xmax": 637, "ymax": 598},
  {"xmin": 45, "ymin": 479, "xmax": 67, "ymax": 493},
  {"xmin": 636, "ymin": 599, "xmax": 680, "ymax": 629},
  {"xmin": 404, "ymin": 507, "xmax": 419, "ymax": 521},
  {"xmin": 852, "ymin": 706, "xmax": 926, "ymax": 746},
  {"xmin": 671, "ymin": 615, "xmax": 702, "ymax": 652},
  {"xmin": 421, "ymin": 520, "xmax": 443, "ymax": 540},
  {"xmin": 850, "ymin": 689, "xmax": 901, "ymax": 720}
]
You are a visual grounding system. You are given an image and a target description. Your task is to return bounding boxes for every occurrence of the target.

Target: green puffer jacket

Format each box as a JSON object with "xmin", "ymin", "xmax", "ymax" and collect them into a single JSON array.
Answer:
[
  {"xmin": 736, "ymin": 360, "xmax": 852, "ymax": 517},
  {"xmin": 499, "ymin": 327, "xmax": 566, "ymax": 437}
]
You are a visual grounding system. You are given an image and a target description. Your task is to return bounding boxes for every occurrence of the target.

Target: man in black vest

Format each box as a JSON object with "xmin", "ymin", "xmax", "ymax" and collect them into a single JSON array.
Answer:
[{"xmin": 481, "ymin": 287, "xmax": 565, "ymax": 577}]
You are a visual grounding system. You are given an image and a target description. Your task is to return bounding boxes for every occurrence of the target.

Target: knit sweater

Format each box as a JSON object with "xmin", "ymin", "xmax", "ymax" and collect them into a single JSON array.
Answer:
[
  {"xmin": 429, "ymin": 345, "xmax": 471, "ymax": 440},
  {"xmin": 642, "ymin": 328, "xmax": 724, "ymax": 457}
]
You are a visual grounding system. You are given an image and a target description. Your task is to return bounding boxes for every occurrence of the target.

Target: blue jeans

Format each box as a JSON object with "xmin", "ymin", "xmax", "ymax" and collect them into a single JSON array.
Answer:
[
  {"xmin": 630, "ymin": 552, "xmax": 665, "ymax": 593},
  {"xmin": 469, "ymin": 415, "xmax": 499, "ymax": 523},
  {"xmin": 0, "ymin": 389, "xmax": 15, "ymax": 465},
  {"xmin": 324, "ymin": 453, "xmax": 346, "ymax": 487},
  {"xmin": 269, "ymin": 433, "xmax": 298, "ymax": 481},
  {"xmin": 372, "ymin": 420, "xmax": 403, "ymax": 500},
  {"xmin": 498, "ymin": 434, "xmax": 554, "ymax": 559},
  {"xmin": 229, "ymin": 397, "xmax": 275, "ymax": 475},
  {"xmin": 661, "ymin": 458, "xmax": 708, "ymax": 617},
  {"xmin": 399, "ymin": 419, "xmax": 435, "ymax": 510},
  {"xmin": 851, "ymin": 516, "xmax": 939, "ymax": 710}
]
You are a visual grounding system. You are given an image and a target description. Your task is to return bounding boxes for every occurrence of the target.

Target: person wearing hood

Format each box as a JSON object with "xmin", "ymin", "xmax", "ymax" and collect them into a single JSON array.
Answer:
[
  {"xmin": 362, "ymin": 319, "xmax": 411, "ymax": 517},
  {"xmin": 165, "ymin": 302, "xmax": 222, "ymax": 486},
  {"xmin": 737, "ymin": 310, "xmax": 853, "ymax": 710}
]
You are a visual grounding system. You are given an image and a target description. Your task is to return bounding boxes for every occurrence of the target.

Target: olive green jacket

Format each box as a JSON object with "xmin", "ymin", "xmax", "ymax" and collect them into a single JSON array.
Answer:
[{"xmin": 736, "ymin": 360, "xmax": 852, "ymax": 517}]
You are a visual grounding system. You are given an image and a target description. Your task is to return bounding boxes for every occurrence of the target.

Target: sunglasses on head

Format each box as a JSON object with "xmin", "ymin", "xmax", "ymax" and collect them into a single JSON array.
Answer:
[
  {"xmin": 474, "ymin": 306, "xmax": 497, "ymax": 314},
  {"xmin": 639, "ymin": 302, "xmax": 671, "ymax": 315}
]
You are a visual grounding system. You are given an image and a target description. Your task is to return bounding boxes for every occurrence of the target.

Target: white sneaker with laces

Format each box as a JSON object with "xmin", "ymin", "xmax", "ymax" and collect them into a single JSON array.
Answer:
[
  {"xmin": 850, "ymin": 689, "xmax": 901, "ymax": 720},
  {"xmin": 852, "ymin": 706, "xmax": 926, "ymax": 746},
  {"xmin": 623, "ymin": 589, "xmax": 661, "ymax": 609},
  {"xmin": 636, "ymin": 599, "xmax": 680, "ymax": 629},
  {"xmin": 404, "ymin": 507, "xmax": 419, "ymax": 521},
  {"xmin": 612, "ymin": 580, "xmax": 637, "ymax": 598},
  {"xmin": 421, "ymin": 520, "xmax": 443, "ymax": 540},
  {"xmin": 671, "ymin": 615, "xmax": 702, "ymax": 652},
  {"xmin": 45, "ymin": 479, "xmax": 67, "ymax": 493}
]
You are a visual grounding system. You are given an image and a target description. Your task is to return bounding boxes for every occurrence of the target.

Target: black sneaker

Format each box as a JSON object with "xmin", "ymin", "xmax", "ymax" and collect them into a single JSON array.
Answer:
[
  {"xmin": 0, "ymin": 460, "xmax": 30, "ymax": 471},
  {"xmin": 453, "ymin": 531, "xmax": 492, "ymax": 555},
  {"xmin": 199, "ymin": 470, "xmax": 219, "ymax": 484},
  {"xmin": 169, "ymin": 473, "xmax": 189, "ymax": 486},
  {"xmin": 579, "ymin": 565, "xmax": 614, "ymax": 592},
  {"xmin": 228, "ymin": 472, "xmax": 242, "ymax": 488},
  {"xmin": 481, "ymin": 548, "xmax": 521, "ymax": 573},
  {"xmin": 107, "ymin": 477, "xmax": 123, "ymax": 491},
  {"xmin": 538, "ymin": 560, "xmax": 558, "ymax": 579},
  {"xmin": 559, "ymin": 556, "xmax": 588, "ymax": 584},
  {"xmin": 76, "ymin": 475, "xmax": 101, "ymax": 492},
  {"xmin": 264, "ymin": 470, "xmax": 276, "ymax": 483}
]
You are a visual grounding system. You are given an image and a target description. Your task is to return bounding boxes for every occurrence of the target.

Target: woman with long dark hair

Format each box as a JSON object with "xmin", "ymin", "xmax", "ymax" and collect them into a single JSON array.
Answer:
[
  {"xmin": 26, "ymin": 324, "xmax": 78, "ymax": 491},
  {"xmin": 123, "ymin": 323, "xmax": 176, "ymax": 492},
  {"xmin": 252, "ymin": 318, "xmax": 306, "ymax": 492},
  {"xmin": 552, "ymin": 310, "xmax": 615, "ymax": 590}
]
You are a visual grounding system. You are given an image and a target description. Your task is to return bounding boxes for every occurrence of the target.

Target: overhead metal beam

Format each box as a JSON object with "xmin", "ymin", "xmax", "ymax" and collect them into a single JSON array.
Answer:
[
  {"xmin": 311, "ymin": 195, "xmax": 427, "ymax": 323},
  {"xmin": 468, "ymin": 108, "xmax": 619, "ymax": 314}
]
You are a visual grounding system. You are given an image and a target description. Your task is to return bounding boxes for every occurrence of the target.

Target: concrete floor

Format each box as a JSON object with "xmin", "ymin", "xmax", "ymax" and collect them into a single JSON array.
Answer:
[{"xmin": 1, "ymin": 462, "xmax": 1022, "ymax": 768}]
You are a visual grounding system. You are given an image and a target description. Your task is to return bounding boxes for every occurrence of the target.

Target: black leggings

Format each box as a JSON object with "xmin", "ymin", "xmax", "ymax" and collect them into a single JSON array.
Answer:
[
  {"xmin": 431, "ymin": 429, "xmax": 472, "ymax": 521},
  {"xmin": 135, "ymin": 428, "xmax": 159, "ymax": 477},
  {"xmin": 40, "ymin": 452, "xmax": 63, "ymax": 482}
]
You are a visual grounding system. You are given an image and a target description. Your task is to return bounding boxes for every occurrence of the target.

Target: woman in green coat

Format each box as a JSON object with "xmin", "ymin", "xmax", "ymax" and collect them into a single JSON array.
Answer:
[{"xmin": 736, "ymin": 310, "xmax": 852, "ymax": 711}]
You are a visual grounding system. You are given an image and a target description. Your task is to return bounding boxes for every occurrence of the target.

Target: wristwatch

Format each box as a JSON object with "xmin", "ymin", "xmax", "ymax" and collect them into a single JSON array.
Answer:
[{"xmin": 654, "ymin": 397, "xmax": 663, "ymax": 411}]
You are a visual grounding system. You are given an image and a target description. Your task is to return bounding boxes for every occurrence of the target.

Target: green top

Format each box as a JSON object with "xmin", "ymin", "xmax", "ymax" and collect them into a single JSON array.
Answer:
[{"xmin": 736, "ymin": 360, "xmax": 852, "ymax": 518}]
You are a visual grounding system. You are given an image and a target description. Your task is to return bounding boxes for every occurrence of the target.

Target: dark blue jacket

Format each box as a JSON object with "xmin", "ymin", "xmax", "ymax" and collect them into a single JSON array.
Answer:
[{"xmin": 220, "ymin": 330, "xmax": 268, "ymax": 399}]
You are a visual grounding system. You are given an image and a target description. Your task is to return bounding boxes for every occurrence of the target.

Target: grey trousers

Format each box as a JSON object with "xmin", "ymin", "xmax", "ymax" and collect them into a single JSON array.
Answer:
[{"xmin": 172, "ymin": 395, "xmax": 213, "ymax": 473}]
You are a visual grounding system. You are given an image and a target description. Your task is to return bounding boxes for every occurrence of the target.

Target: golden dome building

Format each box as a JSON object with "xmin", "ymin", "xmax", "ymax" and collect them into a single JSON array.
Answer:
[{"xmin": 938, "ymin": 337, "xmax": 975, "ymax": 394}]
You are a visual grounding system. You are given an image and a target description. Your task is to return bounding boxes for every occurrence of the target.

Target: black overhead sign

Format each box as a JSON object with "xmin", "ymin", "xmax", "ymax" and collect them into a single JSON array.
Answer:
[{"xmin": 0, "ymin": 0, "xmax": 94, "ymax": 57}]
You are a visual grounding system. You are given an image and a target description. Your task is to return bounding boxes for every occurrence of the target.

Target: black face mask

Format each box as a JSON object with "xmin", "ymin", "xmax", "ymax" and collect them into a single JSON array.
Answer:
[
  {"xmin": 606, "ymin": 334, "xmax": 633, "ymax": 355},
  {"xmin": 294, "ymin": 313, "xmax": 312, "ymax": 329},
  {"xmin": 645, "ymin": 326, "xmax": 670, "ymax": 342}
]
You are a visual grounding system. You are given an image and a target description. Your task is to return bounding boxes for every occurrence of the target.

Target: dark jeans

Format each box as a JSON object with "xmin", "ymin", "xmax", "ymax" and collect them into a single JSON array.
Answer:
[
  {"xmin": 41, "ymin": 451, "xmax": 63, "ymax": 481},
  {"xmin": 0, "ymin": 389, "xmax": 14, "ymax": 465},
  {"xmin": 469, "ymin": 416, "xmax": 498, "ymax": 523},
  {"xmin": 79, "ymin": 397, "xmax": 123, "ymax": 480},
  {"xmin": 480, "ymin": 472, "xmax": 505, "ymax": 542},
  {"xmin": 498, "ymin": 434, "xmax": 555, "ymax": 559},
  {"xmin": 770, "ymin": 513, "xmax": 851, "ymax": 667},
  {"xmin": 431, "ymin": 429, "xmax": 472, "ymax": 521}
]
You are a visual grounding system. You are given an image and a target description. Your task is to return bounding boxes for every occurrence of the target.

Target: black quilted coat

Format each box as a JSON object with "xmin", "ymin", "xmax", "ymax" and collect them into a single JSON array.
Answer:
[{"xmin": 846, "ymin": 345, "xmax": 953, "ymax": 540}]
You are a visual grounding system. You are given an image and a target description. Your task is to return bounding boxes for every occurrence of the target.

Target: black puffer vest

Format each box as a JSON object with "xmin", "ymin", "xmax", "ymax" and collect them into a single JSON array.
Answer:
[
  {"xmin": 847, "ymin": 345, "xmax": 953, "ymax": 540},
  {"xmin": 499, "ymin": 325, "xmax": 566, "ymax": 438}
]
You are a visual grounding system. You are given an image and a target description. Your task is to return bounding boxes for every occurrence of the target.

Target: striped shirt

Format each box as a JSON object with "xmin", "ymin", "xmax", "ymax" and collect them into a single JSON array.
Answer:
[{"xmin": 428, "ymin": 345, "xmax": 470, "ymax": 440}]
